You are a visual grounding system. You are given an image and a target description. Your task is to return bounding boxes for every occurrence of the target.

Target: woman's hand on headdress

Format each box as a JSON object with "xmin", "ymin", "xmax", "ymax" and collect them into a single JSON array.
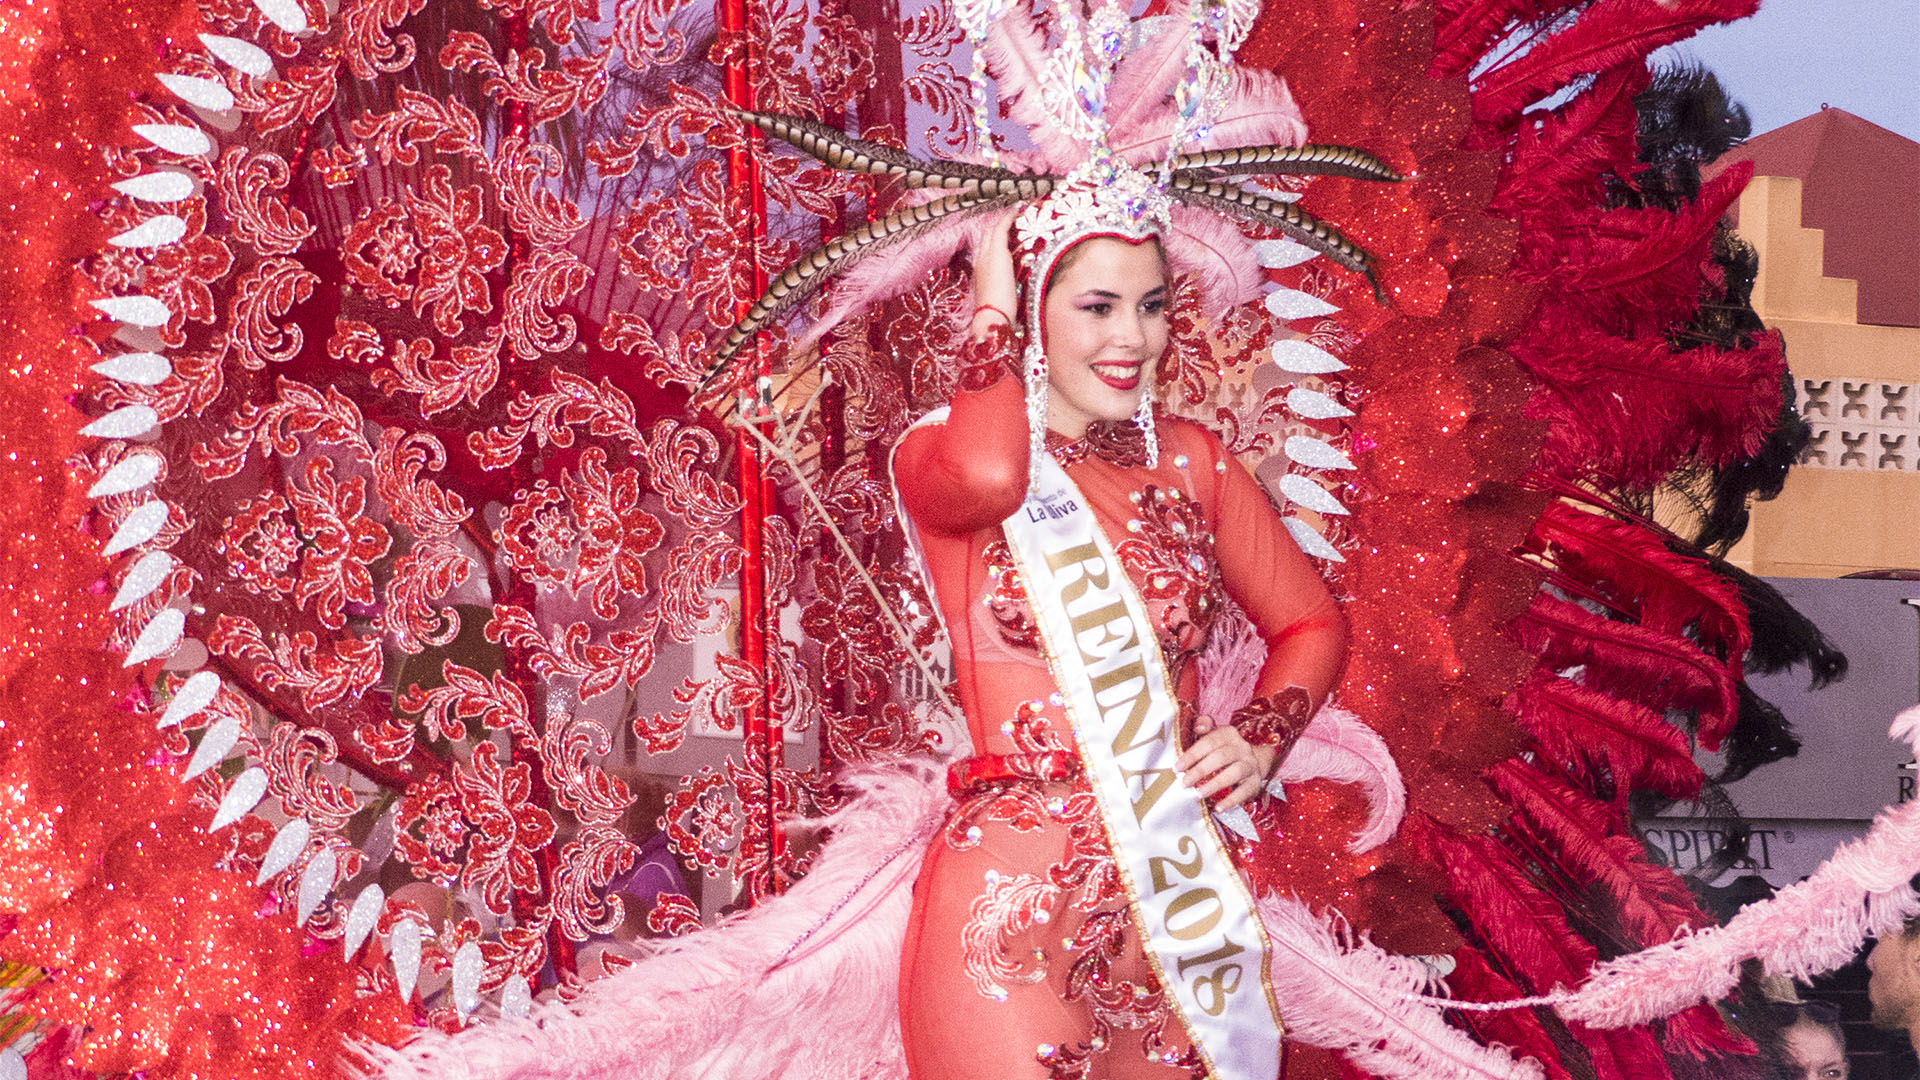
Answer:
[
  {"xmin": 1178, "ymin": 713, "xmax": 1276, "ymax": 812},
  {"xmin": 970, "ymin": 211, "xmax": 1019, "ymax": 340}
]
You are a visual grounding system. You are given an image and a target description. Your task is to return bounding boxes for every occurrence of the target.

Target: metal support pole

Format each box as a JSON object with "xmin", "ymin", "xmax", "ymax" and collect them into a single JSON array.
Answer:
[{"xmin": 719, "ymin": 0, "xmax": 783, "ymax": 896}]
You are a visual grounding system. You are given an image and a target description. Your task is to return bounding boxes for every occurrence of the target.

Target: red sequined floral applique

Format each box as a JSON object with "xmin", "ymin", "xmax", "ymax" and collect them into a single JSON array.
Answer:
[
  {"xmin": 1046, "ymin": 419, "xmax": 1153, "ymax": 469},
  {"xmin": 956, "ymin": 321, "xmax": 1020, "ymax": 393},
  {"xmin": 1114, "ymin": 484, "xmax": 1225, "ymax": 673},
  {"xmin": 219, "ymin": 491, "xmax": 300, "ymax": 598},
  {"xmin": 945, "ymin": 701, "xmax": 1074, "ymax": 849},
  {"xmin": 496, "ymin": 447, "xmax": 666, "ymax": 620},
  {"xmin": 948, "ymin": 702, "xmax": 1193, "ymax": 1072},
  {"xmin": 981, "ymin": 539, "xmax": 1041, "ymax": 651},
  {"xmin": 454, "ymin": 742, "xmax": 559, "ymax": 916},
  {"xmin": 961, "ymin": 872, "xmax": 1058, "ymax": 1001},
  {"xmin": 1230, "ymin": 685, "xmax": 1315, "ymax": 761}
]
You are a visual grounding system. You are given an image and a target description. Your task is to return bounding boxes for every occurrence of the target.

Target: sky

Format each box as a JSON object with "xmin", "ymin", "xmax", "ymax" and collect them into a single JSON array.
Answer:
[{"xmin": 1653, "ymin": 0, "xmax": 1920, "ymax": 142}]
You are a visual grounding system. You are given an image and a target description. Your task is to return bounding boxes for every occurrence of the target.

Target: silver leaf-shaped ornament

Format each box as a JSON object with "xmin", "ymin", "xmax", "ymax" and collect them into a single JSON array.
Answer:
[
  {"xmin": 124, "ymin": 607, "xmax": 185, "ymax": 666},
  {"xmin": 108, "ymin": 215, "xmax": 189, "ymax": 249},
  {"xmin": 1269, "ymin": 338, "xmax": 1347, "ymax": 375},
  {"xmin": 1263, "ymin": 288, "xmax": 1341, "ymax": 322},
  {"xmin": 500, "ymin": 974, "xmax": 532, "ymax": 1019},
  {"xmin": 391, "ymin": 920, "xmax": 423, "ymax": 1001},
  {"xmin": 130, "ymin": 123, "xmax": 212, "ymax": 157},
  {"xmin": 103, "ymin": 500, "xmax": 169, "ymax": 556},
  {"xmin": 451, "ymin": 941, "xmax": 483, "ymax": 1017},
  {"xmin": 155, "ymin": 72, "xmax": 235, "ymax": 111},
  {"xmin": 344, "ymin": 884, "xmax": 384, "ymax": 960},
  {"xmin": 1, "ymin": 1047, "xmax": 24, "ymax": 1080},
  {"xmin": 1284, "ymin": 435, "xmax": 1356, "ymax": 471},
  {"xmin": 159, "ymin": 670, "xmax": 220, "ymax": 728},
  {"xmin": 1284, "ymin": 517, "xmax": 1346, "ymax": 563},
  {"xmin": 256, "ymin": 817, "xmax": 310, "ymax": 884},
  {"xmin": 197, "ymin": 33, "xmax": 274, "ymax": 76},
  {"xmin": 1279, "ymin": 474, "xmax": 1350, "ymax": 516},
  {"xmin": 89, "ymin": 452, "xmax": 163, "ymax": 498},
  {"xmin": 111, "ymin": 172, "xmax": 196, "ymax": 203},
  {"xmin": 88, "ymin": 294, "xmax": 172, "ymax": 327},
  {"xmin": 1253, "ymin": 239, "xmax": 1319, "ymax": 268},
  {"xmin": 92, "ymin": 351, "xmax": 173, "ymax": 385},
  {"xmin": 251, "ymin": 0, "xmax": 309, "ymax": 32},
  {"xmin": 297, "ymin": 848, "xmax": 337, "ymax": 925},
  {"xmin": 1285, "ymin": 387, "xmax": 1353, "ymax": 420},
  {"xmin": 1213, "ymin": 804, "xmax": 1259, "ymax": 841},
  {"xmin": 209, "ymin": 767, "xmax": 268, "ymax": 831},
  {"xmin": 182, "ymin": 716, "xmax": 241, "ymax": 780},
  {"xmin": 81, "ymin": 404, "xmax": 159, "ymax": 439},
  {"xmin": 110, "ymin": 550, "xmax": 174, "ymax": 611}
]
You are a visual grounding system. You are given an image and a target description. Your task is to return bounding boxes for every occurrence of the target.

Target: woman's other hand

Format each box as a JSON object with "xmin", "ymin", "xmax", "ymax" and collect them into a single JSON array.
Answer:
[
  {"xmin": 1177, "ymin": 714, "xmax": 1276, "ymax": 811},
  {"xmin": 971, "ymin": 212, "xmax": 1018, "ymax": 338}
]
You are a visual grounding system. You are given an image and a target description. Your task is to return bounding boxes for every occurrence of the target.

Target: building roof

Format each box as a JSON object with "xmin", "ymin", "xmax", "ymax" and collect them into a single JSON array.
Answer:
[{"xmin": 1707, "ymin": 108, "xmax": 1920, "ymax": 328}]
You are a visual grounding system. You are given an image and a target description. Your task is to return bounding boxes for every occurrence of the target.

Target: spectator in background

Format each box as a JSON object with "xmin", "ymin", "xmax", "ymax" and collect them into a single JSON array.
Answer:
[
  {"xmin": 1869, "ymin": 915, "xmax": 1920, "ymax": 1079},
  {"xmin": 1773, "ymin": 1000, "xmax": 1850, "ymax": 1080}
]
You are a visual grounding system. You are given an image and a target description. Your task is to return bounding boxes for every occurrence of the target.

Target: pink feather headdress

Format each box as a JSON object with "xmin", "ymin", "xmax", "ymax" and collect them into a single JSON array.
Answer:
[{"xmin": 700, "ymin": 3, "xmax": 1405, "ymax": 383}]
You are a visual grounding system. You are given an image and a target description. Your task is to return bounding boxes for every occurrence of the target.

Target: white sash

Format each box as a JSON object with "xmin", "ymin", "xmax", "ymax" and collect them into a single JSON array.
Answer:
[
  {"xmin": 999, "ymin": 451, "xmax": 1283, "ymax": 1079},
  {"xmin": 892, "ymin": 412, "xmax": 1283, "ymax": 1077}
]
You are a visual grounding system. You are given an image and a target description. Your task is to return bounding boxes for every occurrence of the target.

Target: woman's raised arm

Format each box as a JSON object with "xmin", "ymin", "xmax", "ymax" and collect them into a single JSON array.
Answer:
[{"xmin": 895, "ymin": 215, "xmax": 1032, "ymax": 536}]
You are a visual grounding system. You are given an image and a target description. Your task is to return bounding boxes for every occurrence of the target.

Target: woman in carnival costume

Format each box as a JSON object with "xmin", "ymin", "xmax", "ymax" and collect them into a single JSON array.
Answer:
[{"xmin": 891, "ymin": 179, "xmax": 1345, "ymax": 1077}]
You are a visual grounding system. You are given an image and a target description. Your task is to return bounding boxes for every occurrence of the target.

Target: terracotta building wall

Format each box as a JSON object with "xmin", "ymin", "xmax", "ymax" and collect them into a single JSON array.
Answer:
[{"xmin": 1702, "ymin": 114, "xmax": 1920, "ymax": 578}]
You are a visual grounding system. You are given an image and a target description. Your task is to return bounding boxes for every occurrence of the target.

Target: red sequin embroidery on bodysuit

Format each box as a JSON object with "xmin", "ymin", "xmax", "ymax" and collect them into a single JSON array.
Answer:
[
  {"xmin": 956, "ymin": 322, "xmax": 1021, "ymax": 393},
  {"xmin": 899, "ymin": 402, "xmax": 1339, "ymax": 1080},
  {"xmin": 1045, "ymin": 421, "xmax": 1152, "ymax": 470},
  {"xmin": 1115, "ymin": 483, "xmax": 1226, "ymax": 682},
  {"xmin": 951, "ymin": 459, "xmax": 1232, "ymax": 1074},
  {"xmin": 981, "ymin": 479, "xmax": 1225, "ymax": 671},
  {"xmin": 980, "ymin": 540, "xmax": 1041, "ymax": 651},
  {"xmin": 948, "ymin": 706, "xmax": 1206, "ymax": 1077}
]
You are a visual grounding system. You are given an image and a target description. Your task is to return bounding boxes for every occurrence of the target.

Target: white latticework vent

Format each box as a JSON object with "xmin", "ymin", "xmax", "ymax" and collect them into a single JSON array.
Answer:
[{"xmin": 1798, "ymin": 377, "xmax": 1919, "ymax": 472}]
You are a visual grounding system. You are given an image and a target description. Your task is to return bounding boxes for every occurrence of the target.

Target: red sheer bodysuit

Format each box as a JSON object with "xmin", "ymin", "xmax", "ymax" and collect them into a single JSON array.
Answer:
[{"xmin": 893, "ymin": 329, "xmax": 1348, "ymax": 1080}]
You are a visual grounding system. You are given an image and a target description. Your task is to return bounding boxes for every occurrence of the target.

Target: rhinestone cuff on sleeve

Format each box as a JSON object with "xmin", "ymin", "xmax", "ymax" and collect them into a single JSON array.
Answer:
[
  {"xmin": 957, "ymin": 320, "xmax": 1021, "ymax": 393},
  {"xmin": 1231, "ymin": 685, "xmax": 1314, "ymax": 771}
]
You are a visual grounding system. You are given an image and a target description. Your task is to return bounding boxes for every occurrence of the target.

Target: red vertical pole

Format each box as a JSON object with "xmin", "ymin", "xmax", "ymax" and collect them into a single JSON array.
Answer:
[{"xmin": 719, "ymin": 0, "xmax": 783, "ymax": 896}]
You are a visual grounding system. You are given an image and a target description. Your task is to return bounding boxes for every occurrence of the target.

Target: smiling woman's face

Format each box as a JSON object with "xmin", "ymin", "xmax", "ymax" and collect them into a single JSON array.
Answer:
[{"xmin": 1040, "ymin": 236, "xmax": 1169, "ymax": 438}]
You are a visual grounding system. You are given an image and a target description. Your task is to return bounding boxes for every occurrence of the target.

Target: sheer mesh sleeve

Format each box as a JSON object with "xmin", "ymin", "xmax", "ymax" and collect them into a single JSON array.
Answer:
[
  {"xmin": 1189, "ymin": 424, "xmax": 1347, "ymax": 762},
  {"xmin": 895, "ymin": 323, "xmax": 1030, "ymax": 537}
]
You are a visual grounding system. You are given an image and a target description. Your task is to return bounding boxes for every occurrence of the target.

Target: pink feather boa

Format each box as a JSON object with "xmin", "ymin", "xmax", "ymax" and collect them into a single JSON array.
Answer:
[
  {"xmin": 1260, "ymin": 895, "xmax": 1544, "ymax": 1080},
  {"xmin": 353, "ymin": 762, "xmax": 947, "ymax": 1080}
]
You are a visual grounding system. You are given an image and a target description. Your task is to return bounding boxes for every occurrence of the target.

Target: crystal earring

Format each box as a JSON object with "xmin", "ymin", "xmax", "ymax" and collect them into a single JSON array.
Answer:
[
  {"xmin": 1134, "ymin": 393, "xmax": 1159, "ymax": 468},
  {"xmin": 1024, "ymin": 339, "xmax": 1049, "ymax": 489}
]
